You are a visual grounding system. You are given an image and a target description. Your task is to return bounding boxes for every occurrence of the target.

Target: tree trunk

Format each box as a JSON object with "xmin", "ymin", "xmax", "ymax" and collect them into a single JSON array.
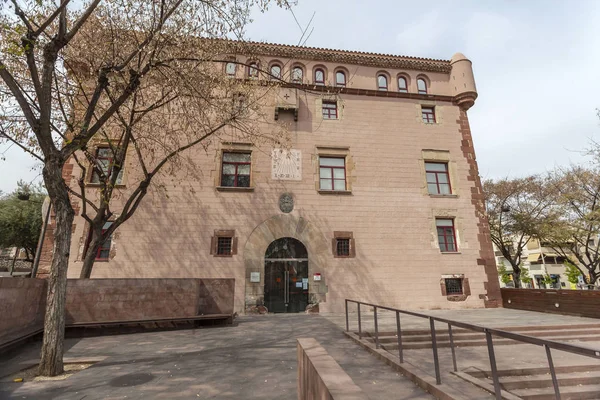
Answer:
[
  {"xmin": 79, "ymin": 234, "xmax": 102, "ymax": 279},
  {"xmin": 38, "ymin": 159, "xmax": 74, "ymax": 377},
  {"xmin": 9, "ymin": 250, "xmax": 18, "ymax": 276}
]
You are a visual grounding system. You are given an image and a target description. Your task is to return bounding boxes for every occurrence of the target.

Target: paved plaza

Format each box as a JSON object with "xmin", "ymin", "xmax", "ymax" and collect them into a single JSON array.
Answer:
[
  {"xmin": 0, "ymin": 314, "xmax": 433, "ymax": 400},
  {"xmin": 2, "ymin": 309, "xmax": 600, "ymax": 399}
]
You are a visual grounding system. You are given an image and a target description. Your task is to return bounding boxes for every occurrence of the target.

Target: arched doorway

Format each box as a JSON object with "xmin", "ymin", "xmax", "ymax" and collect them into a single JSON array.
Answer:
[{"xmin": 264, "ymin": 237, "xmax": 309, "ymax": 313}]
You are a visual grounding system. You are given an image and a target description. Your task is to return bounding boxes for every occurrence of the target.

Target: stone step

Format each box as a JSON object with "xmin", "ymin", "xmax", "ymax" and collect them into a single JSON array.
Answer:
[
  {"xmin": 468, "ymin": 364, "xmax": 600, "ymax": 379},
  {"xmin": 499, "ymin": 370, "xmax": 600, "ymax": 390},
  {"xmin": 512, "ymin": 383, "xmax": 600, "ymax": 400},
  {"xmin": 378, "ymin": 334, "xmax": 600, "ymax": 350}
]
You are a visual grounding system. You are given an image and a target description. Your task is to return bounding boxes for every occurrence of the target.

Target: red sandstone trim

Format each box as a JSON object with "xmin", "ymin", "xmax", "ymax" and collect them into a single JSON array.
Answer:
[{"xmin": 456, "ymin": 110, "xmax": 502, "ymax": 307}]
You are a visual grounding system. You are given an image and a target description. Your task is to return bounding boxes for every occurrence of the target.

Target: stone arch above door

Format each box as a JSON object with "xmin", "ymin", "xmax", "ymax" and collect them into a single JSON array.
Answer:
[{"xmin": 244, "ymin": 214, "xmax": 328, "ymax": 311}]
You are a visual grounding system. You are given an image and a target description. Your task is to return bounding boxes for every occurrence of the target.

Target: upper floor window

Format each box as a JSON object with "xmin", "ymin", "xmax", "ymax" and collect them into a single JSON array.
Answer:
[
  {"xmin": 96, "ymin": 221, "xmax": 113, "ymax": 261},
  {"xmin": 398, "ymin": 77, "xmax": 408, "ymax": 93},
  {"xmin": 335, "ymin": 71, "xmax": 346, "ymax": 87},
  {"xmin": 91, "ymin": 147, "xmax": 123, "ymax": 185},
  {"xmin": 319, "ymin": 157, "xmax": 346, "ymax": 191},
  {"xmin": 248, "ymin": 62, "xmax": 259, "ymax": 78},
  {"xmin": 322, "ymin": 101, "xmax": 338, "ymax": 120},
  {"xmin": 221, "ymin": 152, "xmax": 251, "ymax": 187},
  {"xmin": 377, "ymin": 75, "xmax": 388, "ymax": 91},
  {"xmin": 436, "ymin": 219, "xmax": 457, "ymax": 252},
  {"xmin": 270, "ymin": 64, "xmax": 282, "ymax": 80},
  {"xmin": 417, "ymin": 78, "xmax": 428, "ymax": 94},
  {"xmin": 425, "ymin": 162, "xmax": 451, "ymax": 195},
  {"xmin": 226, "ymin": 62, "xmax": 236, "ymax": 77},
  {"xmin": 314, "ymin": 68, "xmax": 325, "ymax": 85},
  {"xmin": 292, "ymin": 66, "xmax": 303, "ymax": 83},
  {"xmin": 422, "ymin": 106, "xmax": 436, "ymax": 123}
]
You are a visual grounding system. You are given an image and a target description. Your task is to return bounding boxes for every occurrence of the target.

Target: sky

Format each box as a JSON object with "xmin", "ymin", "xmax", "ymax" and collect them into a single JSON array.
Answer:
[{"xmin": 2, "ymin": 0, "xmax": 600, "ymax": 192}]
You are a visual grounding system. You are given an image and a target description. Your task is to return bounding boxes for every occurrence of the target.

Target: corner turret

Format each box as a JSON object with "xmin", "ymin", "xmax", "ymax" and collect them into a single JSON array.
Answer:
[{"xmin": 450, "ymin": 53, "xmax": 477, "ymax": 110}]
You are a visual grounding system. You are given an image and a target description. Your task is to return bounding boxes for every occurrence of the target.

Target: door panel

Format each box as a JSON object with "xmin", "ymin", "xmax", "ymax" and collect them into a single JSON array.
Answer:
[{"xmin": 264, "ymin": 260, "xmax": 308, "ymax": 313}]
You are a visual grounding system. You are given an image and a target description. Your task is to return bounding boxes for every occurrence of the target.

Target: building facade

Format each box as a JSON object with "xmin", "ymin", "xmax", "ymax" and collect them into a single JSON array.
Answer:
[{"xmin": 42, "ymin": 43, "xmax": 501, "ymax": 313}]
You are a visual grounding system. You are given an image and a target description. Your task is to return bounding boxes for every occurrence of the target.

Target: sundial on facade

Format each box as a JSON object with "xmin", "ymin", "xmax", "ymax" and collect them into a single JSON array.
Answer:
[{"xmin": 271, "ymin": 149, "xmax": 302, "ymax": 181}]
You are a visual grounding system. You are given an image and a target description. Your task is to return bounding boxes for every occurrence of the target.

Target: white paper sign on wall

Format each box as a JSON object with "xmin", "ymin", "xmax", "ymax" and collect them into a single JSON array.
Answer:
[
  {"xmin": 271, "ymin": 149, "xmax": 302, "ymax": 181},
  {"xmin": 250, "ymin": 272, "xmax": 260, "ymax": 283}
]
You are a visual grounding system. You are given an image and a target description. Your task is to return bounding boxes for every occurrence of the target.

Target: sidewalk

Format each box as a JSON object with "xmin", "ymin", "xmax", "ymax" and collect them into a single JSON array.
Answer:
[{"xmin": 0, "ymin": 314, "xmax": 434, "ymax": 400}]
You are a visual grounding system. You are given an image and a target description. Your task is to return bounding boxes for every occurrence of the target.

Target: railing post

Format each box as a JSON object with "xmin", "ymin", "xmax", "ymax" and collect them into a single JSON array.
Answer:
[
  {"xmin": 357, "ymin": 302, "xmax": 362, "ymax": 339},
  {"xmin": 545, "ymin": 344, "xmax": 561, "ymax": 400},
  {"xmin": 373, "ymin": 306, "xmax": 379, "ymax": 349},
  {"xmin": 429, "ymin": 317, "xmax": 441, "ymax": 385},
  {"xmin": 485, "ymin": 329, "xmax": 502, "ymax": 400},
  {"xmin": 448, "ymin": 323, "xmax": 458, "ymax": 372},
  {"xmin": 345, "ymin": 300, "xmax": 349, "ymax": 332},
  {"xmin": 396, "ymin": 310, "xmax": 403, "ymax": 363}
]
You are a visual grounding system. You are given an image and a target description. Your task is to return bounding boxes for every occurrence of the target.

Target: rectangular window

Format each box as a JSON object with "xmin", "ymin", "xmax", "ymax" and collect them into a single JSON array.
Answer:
[
  {"xmin": 445, "ymin": 278, "xmax": 463, "ymax": 294},
  {"xmin": 322, "ymin": 101, "xmax": 338, "ymax": 120},
  {"xmin": 96, "ymin": 221, "xmax": 113, "ymax": 261},
  {"xmin": 421, "ymin": 106, "xmax": 436, "ymax": 124},
  {"xmin": 216, "ymin": 237, "xmax": 233, "ymax": 256},
  {"xmin": 436, "ymin": 219, "xmax": 457, "ymax": 252},
  {"xmin": 425, "ymin": 162, "xmax": 451, "ymax": 195},
  {"xmin": 336, "ymin": 238, "xmax": 350, "ymax": 257},
  {"xmin": 221, "ymin": 152, "xmax": 251, "ymax": 187},
  {"xmin": 91, "ymin": 147, "xmax": 124, "ymax": 184},
  {"xmin": 319, "ymin": 157, "xmax": 346, "ymax": 191}
]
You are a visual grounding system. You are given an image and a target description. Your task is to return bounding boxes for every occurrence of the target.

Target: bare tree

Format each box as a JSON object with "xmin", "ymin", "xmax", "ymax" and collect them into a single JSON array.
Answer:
[
  {"xmin": 483, "ymin": 176, "xmax": 556, "ymax": 287},
  {"xmin": 0, "ymin": 0, "xmax": 287, "ymax": 376},
  {"xmin": 544, "ymin": 165, "xmax": 600, "ymax": 285}
]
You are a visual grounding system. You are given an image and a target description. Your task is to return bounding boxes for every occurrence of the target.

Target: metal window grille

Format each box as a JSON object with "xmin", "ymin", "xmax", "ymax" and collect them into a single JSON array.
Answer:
[
  {"xmin": 221, "ymin": 152, "xmax": 251, "ymax": 187},
  {"xmin": 422, "ymin": 107, "xmax": 436, "ymax": 123},
  {"xmin": 336, "ymin": 238, "xmax": 350, "ymax": 256},
  {"xmin": 425, "ymin": 162, "xmax": 451, "ymax": 195},
  {"xmin": 217, "ymin": 237, "xmax": 232, "ymax": 255},
  {"xmin": 445, "ymin": 278, "xmax": 463, "ymax": 295},
  {"xmin": 322, "ymin": 101, "xmax": 338, "ymax": 119}
]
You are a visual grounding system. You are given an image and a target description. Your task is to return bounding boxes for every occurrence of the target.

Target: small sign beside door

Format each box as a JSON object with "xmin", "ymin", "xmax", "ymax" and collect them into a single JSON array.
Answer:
[{"xmin": 250, "ymin": 272, "xmax": 260, "ymax": 283}]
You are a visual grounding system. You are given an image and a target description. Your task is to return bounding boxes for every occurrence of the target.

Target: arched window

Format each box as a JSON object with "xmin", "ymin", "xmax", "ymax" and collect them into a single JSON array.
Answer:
[
  {"xmin": 248, "ymin": 62, "xmax": 259, "ymax": 78},
  {"xmin": 226, "ymin": 62, "xmax": 236, "ymax": 77},
  {"xmin": 398, "ymin": 77, "xmax": 408, "ymax": 93},
  {"xmin": 377, "ymin": 74, "xmax": 388, "ymax": 91},
  {"xmin": 270, "ymin": 64, "xmax": 282, "ymax": 80},
  {"xmin": 417, "ymin": 78, "xmax": 428, "ymax": 94},
  {"xmin": 292, "ymin": 66, "xmax": 303, "ymax": 83},
  {"xmin": 336, "ymin": 71, "xmax": 346, "ymax": 87},
  {"xmin": 314, "ymin": 68, "xmax": 325, "ymax": 85}
]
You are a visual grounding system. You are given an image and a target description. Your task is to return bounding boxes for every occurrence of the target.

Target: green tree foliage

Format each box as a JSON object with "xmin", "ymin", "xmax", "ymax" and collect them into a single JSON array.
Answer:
[
  {"xmin": 0, "ymin": 182, "xmax": 45, "ymax": 260},
  {"xmin": 520, "ymin": 267, "xmax": 533, "ymax": 286},
  {"xmin": 497, "ymin": 261, "xmax": 513, "ymax": 285},
  {"xmin": 564, "ymin": 260, "xmax": 583, "ymax": 284}
]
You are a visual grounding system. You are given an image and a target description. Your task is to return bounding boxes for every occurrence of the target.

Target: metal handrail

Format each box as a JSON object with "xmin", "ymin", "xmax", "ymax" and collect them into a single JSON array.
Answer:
[{"xmin": 345, "ymin": 299, "xmax": 600, "ymax": 400}]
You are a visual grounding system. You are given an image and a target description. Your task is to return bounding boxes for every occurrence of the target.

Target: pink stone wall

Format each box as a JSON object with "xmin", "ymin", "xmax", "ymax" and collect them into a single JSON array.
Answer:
[
  {"xmin": 65, "ymin": 278, "xmax": 234, "ymax": 324},
  {"xmin": 0, "ymin": 278, "xmax": 46, "ymax": 347}
]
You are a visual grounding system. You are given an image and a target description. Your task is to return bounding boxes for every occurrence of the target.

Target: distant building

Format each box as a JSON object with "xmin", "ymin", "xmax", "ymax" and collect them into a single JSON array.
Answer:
[{"xmin": 40, "ymin": 41, "xmax": 502, "ymax": 313}]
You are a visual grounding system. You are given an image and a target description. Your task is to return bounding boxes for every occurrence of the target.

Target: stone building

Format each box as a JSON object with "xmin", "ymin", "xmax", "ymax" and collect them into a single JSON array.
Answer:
[{"xmin": 42, "ymin": 42, "xmax": 501, "ymax": 313}]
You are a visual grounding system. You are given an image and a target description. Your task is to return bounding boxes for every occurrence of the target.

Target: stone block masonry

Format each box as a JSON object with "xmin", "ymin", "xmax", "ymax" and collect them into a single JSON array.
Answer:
[{"xmin": 0, "ymin": 278, "xmax": 47, "ymax": 347}]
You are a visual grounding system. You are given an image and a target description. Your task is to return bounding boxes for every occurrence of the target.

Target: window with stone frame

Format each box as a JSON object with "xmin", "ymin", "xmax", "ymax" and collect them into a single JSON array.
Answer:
[
  {"xmin": 377, "ymin": 74, "xmax": 388, "ymax": 91},
  {"xmin": 211, "ymin": 230, "xmax": 238, "ymax": 257},
  {"xmin": 225, "ymin": 61, "xmax": 236, "ymax": 77},
  {"xmin": 398, "ymin": 76, "xmax": 408, "ymax": 93},
  {"xmin": 319, "ymin": 156, "xmax": 346, "ymax": 191},
  {"xmin": 425, "ymin": 162, "xmax": 451, "ymax": 195},
  {"xmin": 90, "ymin": 146, "xmax": 124, "ymax": 185},
  {"xmin": 221, "ymin": 152, "xmax": 251, "ymax": 187},
  {"xmin": 333, "ymin": 231, "xmax": 355, "ymax": 258},
  {"xmin": 84, "ymin": 221, "xmax": 113, "ymax": 261},
  {"xmin": 440, "ymin": 275, "xmax": 470, "ymax": 297},
  {"xmin": 436, "ymin": 218, "xmax": 457, "ymax": 252},
  {"xmin": 335, "ymin": 71, "xmax": 346, "ymax": 87},
  {"xmin": 314, "ymin": 68, "xmax": 325, "ymax": 85},
  {"xmin": 248, "ymin": 62, "xmax": 259, "ymax": 78},
  {"xmin": 322, "ymin": 101, "xmax": 338, "ymax": 120},
  {"xmin": 421, "ymin": 106, "xmax": 436, "ymax": 124},
  {"xmin": 417, "ymin": 78, "xmax": 428, "ymax": 94}
]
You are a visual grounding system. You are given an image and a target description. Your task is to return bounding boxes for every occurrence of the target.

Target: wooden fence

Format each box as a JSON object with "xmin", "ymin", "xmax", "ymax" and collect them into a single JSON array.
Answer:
[{"xmin": 501, "ymin": 288, "xmax": 600, "ymax": 318}]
